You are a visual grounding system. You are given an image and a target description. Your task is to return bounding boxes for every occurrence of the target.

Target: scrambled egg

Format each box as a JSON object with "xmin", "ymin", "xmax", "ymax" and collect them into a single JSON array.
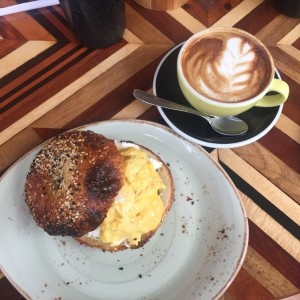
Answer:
[{"xmin": 99, "ymin": 146, "xmax": 166, "ymax": 246}]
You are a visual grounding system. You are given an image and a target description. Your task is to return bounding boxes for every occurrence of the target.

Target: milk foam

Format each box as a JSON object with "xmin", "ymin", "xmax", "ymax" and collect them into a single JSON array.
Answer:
[{"xmin": 182, "ymin": 31, "xmax": 273, "ymax": 102}]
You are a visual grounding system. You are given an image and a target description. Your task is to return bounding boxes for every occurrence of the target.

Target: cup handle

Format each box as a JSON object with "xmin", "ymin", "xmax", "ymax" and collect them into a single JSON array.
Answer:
[{"xmin": 255, "ymin": 78, "xmax": 289, "ymax": 107}]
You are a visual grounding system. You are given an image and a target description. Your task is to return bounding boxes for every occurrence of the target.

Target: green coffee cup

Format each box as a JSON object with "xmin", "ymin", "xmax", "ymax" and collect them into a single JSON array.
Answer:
[{"xmin": 177, "ymin": 27, "xmax": 289, "ymax": 117}]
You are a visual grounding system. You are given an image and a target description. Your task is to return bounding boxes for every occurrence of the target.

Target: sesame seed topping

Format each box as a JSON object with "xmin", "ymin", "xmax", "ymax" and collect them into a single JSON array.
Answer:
[{"xmin": 24, "ymin": 130, "xmax": 125, "ymax": 237}]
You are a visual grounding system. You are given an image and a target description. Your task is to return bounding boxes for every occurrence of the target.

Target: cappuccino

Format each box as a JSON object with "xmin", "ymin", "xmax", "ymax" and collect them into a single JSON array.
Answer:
[{"xmin": 180, "ymin": 29, "xmax": 273, "ymax": 103}]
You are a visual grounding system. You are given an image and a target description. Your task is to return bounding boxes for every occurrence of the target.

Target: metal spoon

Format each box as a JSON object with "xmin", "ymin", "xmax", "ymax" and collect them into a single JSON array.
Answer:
[{"xmin": 133, "ymin": 89, "xmax": 248, "ymax": 136}]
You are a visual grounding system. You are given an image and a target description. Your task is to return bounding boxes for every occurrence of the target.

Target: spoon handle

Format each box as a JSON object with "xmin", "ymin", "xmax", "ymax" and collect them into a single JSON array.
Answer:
[{"xmin": 133, "ymin": 89, "xmax": 210, "ymax": 122}]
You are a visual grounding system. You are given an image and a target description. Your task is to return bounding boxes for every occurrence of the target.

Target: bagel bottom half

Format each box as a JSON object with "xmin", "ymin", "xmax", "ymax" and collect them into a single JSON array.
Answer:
[{"xmin": 75, "ymin": 141, "xmax": 174, "ymax": 252}]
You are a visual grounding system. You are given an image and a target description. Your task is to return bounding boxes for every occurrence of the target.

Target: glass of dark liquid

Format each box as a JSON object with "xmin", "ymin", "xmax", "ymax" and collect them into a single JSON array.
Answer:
[{"xmin": 60, "ymin": 0, "xmax": 125, "ymax": 49}]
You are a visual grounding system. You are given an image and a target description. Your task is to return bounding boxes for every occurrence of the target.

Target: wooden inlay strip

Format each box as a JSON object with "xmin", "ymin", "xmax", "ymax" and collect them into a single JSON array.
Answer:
[
  {"xmin": 112, "ymin": 99, "xmax": 151, "ymax": 120},
  {"xmin": 0, "ymin": 127, "xmax": 41, "ymax": 173},
  {"xmin": 25, "ymin": 6, "xmax": 70, "ymax": 41},
  {"xmin": 123, "ymin": 28, "xmax": 143, "ymax": 44},
  {"xmin": 0, "ymin": 44, "xmax": 141, "ymax": 145},
  {"xmin": 32, "ymin": 44, "xmax": 168, "ymax": 128},
  {"xmin": 212, "ymin": 0, "xmax": 264, "ymax": 27},
  {"xmin": 231, "ymin": 143, "xmax": 300, "ymax": 203},
  {"xmin": 126, "ymin": 4, "xmax": 173, "ymax": 45},
  {"xmin": 0, "ymin": 39, "xmax": 27, "ymax": 59},
  {"xmin": 35, "ymin": 6, "xmax": 75, "ymax": 42},
  {"xmin": 258, "ymin": 127, "xmax": 300, "ymax": 174},
  {"xmin": 248, "ymin": 220, "xmax": 300, "ymax": 289},
  {"xmin": 225, "ymin": 266, "xmax": 274, "ymax": 299},
  {"xmin": 167, "ymin": 7, "xmax": 206, "ymax": 33},
  {"xmin": 3, "ymin": 10, "xmax": 56, "ymax": 41},
  {"xmin": 240, "ymin": 191, "xmax": 300, "ymax": 262},
  {"xmin": 0, "ymin": 40, "xmax": 55, "ymax": 79},
  {"xmin": 278, "ymin": 24, "xmax": 300, "ymax": 45},
  {"xmin": 243, "ymin": 247, "xmax": 298, "ymax": 297},
  {"xmin": 0, "ymin": 44, "xmax": 88, "ymax": 106},
  {"xmin": 220, "ymin": 147, "xmax": 300, "ymax": 213},
  {"xmin": 274, "ymin": 45, "xmax": 300, "ymax": 83},
  {"xmin": 276, "ymin": 114, "xmax": 300, "ymax": 144},
  {"xmin": 256, "ymin": 14, "xmax": 300, "ymax": 46}
]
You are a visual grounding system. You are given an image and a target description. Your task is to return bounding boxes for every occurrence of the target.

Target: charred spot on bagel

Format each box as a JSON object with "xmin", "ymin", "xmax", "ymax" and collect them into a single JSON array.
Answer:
[
  {"xmin": 85, "ymin": 160, "xmax": 123, "ymax": 201},
  {"xmin": 43, "ymin": 222, "xmax": 82, "ymax": 237}
]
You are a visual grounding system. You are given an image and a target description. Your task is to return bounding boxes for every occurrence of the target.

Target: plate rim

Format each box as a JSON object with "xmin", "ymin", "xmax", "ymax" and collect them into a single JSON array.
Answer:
[
  {"xmin": 0, "ymin": 119, "xmax": 249, "ymax": 299},
  {"xmin": 153, "ymin": 43, "xmax": 283, "ymax": 149}
]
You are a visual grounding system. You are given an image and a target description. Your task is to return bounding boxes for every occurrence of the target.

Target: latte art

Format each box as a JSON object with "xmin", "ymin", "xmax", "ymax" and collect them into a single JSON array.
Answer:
[{"xmin": 181, "ymin": 32, "xmax": 273, "ymax": 102}]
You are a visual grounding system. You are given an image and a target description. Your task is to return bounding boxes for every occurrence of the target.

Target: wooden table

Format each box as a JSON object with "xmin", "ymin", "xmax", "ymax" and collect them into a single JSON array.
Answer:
[{"xmin": 0, "ymin": 0, "xmax": 299, "ymax": 299}]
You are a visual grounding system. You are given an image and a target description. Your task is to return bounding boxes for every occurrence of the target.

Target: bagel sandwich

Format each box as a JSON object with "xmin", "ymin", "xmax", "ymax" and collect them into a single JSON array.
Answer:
[{"xmin": 25, "ymin": 130, "xmax": 174, "ymax": 252}]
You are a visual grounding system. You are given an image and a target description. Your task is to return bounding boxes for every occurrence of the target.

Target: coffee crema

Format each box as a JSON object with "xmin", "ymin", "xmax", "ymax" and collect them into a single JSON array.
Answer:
[{"xmin": 181, "ymin": 31, "xmax": 273, "ymax": 103}]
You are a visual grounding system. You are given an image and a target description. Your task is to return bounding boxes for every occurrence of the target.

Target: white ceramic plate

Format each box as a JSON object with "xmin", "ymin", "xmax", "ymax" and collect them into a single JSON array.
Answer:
[{"xmin": 0, "ymin": 120, "xmax": 248, "ymax": 300}]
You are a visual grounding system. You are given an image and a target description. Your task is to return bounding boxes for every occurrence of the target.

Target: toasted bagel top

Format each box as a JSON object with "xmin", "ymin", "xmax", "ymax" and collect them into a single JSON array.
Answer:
[{"xmin": 25, "ymin": 130, "xmax": 125, "ymax": 236}]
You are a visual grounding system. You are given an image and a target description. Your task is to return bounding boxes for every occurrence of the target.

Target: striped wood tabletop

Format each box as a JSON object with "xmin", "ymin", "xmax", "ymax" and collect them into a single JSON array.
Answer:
[{"xmin": 0, "ymin": 0, "xmax": 299, "ymax": 299}]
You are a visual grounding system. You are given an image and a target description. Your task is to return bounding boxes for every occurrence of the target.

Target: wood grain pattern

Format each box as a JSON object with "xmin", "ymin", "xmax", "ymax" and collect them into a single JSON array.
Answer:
[
  {"xmin": 0, "ymin": 0, "xmax": 299, "ymax": 299},
  {"xmin": 232, "ymin": 143, "xmax": 300, "ymax": 203},
  {"xmin": 276, "ymin": 114, "xmax": 300, "ymax": 144},
  {"xmin": 243, "ymin": 247, "xmax": 298, "ymax": 297},
  {"xmin": 167, "ymin": 8, "xmax": 206, "ymax": 33},
  {"xmin": 241, "ymin": 192, "xmax": 300, "ymax": 261},
  {"xmin": 258, "ymin": 127, "xmax": 300, "ymax": 174},
  {"xmin": 212, "ymin": 0, "xmax": 265, "ymax": 27},
  {"xmin": 248, "ymin": 220, "xmax": 300, "ymax": 289},
  {"xmin": 225, "ymin": 266, "xmax": 275, "ymax": 300},
  {"xmin": 134, "ymin": 0, "xmax": 188, "ymax": 11},
  {"xmin": 0, "ymin": 41, "xmax": 55, "ymax": 78},
  {"xmin": 218, "ymin": 149, "xmax": 300, "ymax": 260}
]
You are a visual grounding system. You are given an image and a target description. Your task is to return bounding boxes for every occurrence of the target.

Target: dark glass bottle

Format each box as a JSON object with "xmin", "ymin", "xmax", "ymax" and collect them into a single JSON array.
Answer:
[
  {"xmin": 272, "ymin": 0, "xmax": 300, "ymax": 18},
  {"xmin": 60, "ymin": 0, "xmax": 125, "ymax": 48}
]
